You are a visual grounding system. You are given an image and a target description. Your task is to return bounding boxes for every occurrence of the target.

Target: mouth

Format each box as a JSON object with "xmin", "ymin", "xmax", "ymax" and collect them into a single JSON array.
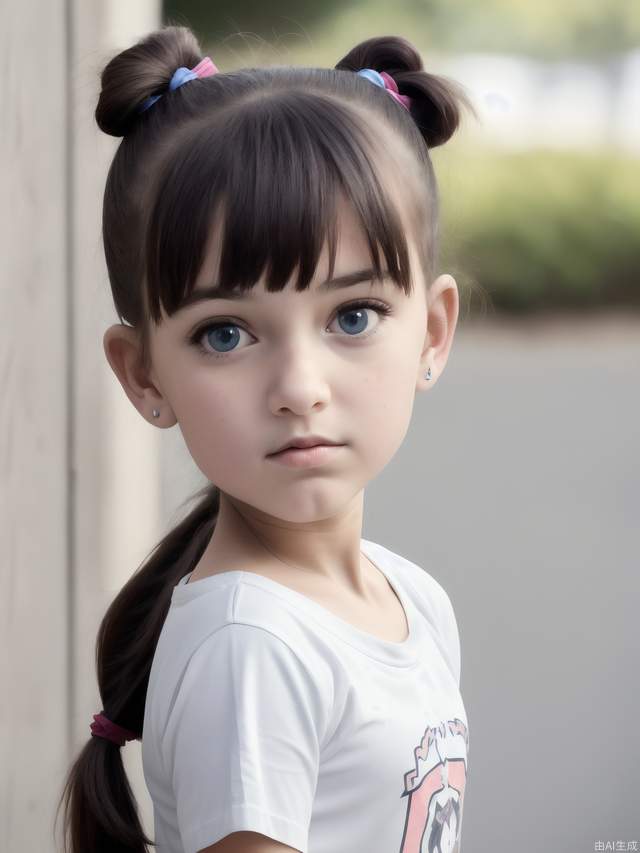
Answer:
[
  {"xmin": 269, "ymin": 442, "xmax": 340, "ymax": 455},
  {"xmin": 268, "ymin": 436, "xmax": 343, "ymax": 455},
  {"xmin": 266, "ymin": 443, "xmax": 345, "ymax": 467}
]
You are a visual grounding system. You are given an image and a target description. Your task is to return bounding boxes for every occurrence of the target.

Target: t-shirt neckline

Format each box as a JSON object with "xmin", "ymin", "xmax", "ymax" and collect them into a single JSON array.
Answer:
[{"xmin": 171, "ymin": 537, "xmax": 422, "ymax": 667}]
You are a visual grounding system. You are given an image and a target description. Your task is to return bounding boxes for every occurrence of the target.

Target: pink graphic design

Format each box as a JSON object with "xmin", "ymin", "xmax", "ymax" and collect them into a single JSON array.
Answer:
[{"xmin": 398, "ymin": 718, "xmax": 469, "ymax": 853}]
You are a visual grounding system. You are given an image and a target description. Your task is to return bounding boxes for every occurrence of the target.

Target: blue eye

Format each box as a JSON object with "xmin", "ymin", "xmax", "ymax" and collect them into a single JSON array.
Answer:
[
  {"xmin": 200, "ymin": 325, "xmax": 244, "ymax": 355},
  {"xmin": 188, "ymin": 299, "xmax": 393, "ymax": 360}
]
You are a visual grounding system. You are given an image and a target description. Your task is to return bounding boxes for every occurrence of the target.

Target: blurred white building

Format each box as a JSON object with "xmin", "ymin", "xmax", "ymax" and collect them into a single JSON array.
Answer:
[{"xmin": 434, "ymin": 49, "xmax": 640, "ymax": 152}]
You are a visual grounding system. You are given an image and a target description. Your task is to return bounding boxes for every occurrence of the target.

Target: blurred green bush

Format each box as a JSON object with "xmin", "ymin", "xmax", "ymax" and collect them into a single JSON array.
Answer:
[{"xmin": 435, "ymin": 148, "xmax": 639, "ymax": 316}]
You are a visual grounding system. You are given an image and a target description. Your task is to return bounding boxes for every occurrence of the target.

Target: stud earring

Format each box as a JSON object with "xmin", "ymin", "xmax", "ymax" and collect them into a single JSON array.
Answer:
[
  {"xmin": 152, "ymin": 409, "xmax": 160, "ymax": 418},
  {"xmin": 425, "ymin": 367, "xmax": 432, "ymax": 380}
]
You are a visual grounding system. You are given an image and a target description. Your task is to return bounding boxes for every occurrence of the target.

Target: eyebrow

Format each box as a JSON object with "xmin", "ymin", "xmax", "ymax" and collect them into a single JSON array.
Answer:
[{"xmin": 176, "ymin": 268, "xmax": 390, "ymax": 312}]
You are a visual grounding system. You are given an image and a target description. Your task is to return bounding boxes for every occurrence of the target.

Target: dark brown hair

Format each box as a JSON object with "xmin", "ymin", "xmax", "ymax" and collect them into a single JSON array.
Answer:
[{"xmin": 56, "ymin": 23, "xmax": 474, "ymax": 852}]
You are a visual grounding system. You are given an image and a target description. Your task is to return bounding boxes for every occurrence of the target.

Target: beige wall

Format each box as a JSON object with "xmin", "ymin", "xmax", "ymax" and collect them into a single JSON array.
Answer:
[{"xmin": 1, "ymin": 1, "xmax": 161, "ymax": 849}]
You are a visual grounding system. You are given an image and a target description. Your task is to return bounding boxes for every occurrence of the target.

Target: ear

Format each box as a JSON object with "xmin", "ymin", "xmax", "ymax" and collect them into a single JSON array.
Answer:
[
  {"xmin": 103, "ymin": 324, "xmax": 177, "ymax": 427},
  {"xmin": 416, "ymin": 274, "xmax": 459, "ymax": 391}
]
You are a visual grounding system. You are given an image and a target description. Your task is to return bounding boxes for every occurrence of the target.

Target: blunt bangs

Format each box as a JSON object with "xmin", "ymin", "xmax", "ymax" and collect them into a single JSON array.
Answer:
[{"xmin": 144, "ymin": 86, "xmax": 417, "ymax": 324}]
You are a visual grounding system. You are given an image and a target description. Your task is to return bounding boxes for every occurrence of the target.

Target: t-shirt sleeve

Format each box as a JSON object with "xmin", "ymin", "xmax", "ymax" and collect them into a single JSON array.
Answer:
[{"xmin": 166, "ymin": 623, "xmax": 324, "ymax": 853}]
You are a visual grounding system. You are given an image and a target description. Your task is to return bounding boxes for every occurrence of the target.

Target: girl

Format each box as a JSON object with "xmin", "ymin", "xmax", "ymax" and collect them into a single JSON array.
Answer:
[{"xmin": 58, "ymin": 23, "xmax": 476, "ymax": 853}]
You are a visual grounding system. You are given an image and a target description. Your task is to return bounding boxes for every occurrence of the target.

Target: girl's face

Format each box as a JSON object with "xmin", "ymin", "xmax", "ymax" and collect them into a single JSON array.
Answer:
[{"xmin": 143, "ymin": 197, "xmax": 456, "ymax": 526}]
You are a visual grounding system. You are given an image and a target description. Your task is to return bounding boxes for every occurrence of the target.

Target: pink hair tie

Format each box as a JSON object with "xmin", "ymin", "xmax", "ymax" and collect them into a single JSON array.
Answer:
[
  {"xmin": 190, "ymin": 56, "xmax": 219, "ymax": 78},
  {"xmin": 90, "ymin": 712, "xmax": 138, "ymax": 747},
  {"xmin": 138, "ymin": 55, "xmax": 219, "ymax": 114},
  {"xmin": 356, "ymin": 67, "xmax": 412, "ymax": 112}
]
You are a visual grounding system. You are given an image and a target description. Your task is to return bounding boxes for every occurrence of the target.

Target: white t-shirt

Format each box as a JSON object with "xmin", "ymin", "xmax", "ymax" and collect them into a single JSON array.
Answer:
[{"xmin": 142, "ymin": 537, "xmax": 470, "ymax": 853}]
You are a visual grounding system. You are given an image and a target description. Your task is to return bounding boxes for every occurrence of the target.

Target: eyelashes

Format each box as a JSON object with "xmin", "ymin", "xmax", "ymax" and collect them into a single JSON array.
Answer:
[{"xmin": 187, "ymin": 298, "xmax": 394, "ymax": 360}]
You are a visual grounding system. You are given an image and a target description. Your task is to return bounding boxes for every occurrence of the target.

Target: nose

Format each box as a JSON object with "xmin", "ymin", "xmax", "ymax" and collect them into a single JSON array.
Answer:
[{"xmin": 266, "ymin": 344, "xmax": 332, "ymax": 415}]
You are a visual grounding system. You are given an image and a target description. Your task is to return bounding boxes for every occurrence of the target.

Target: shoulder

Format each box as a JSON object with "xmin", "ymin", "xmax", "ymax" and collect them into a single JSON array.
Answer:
[
  {"xmin": 170, "ymin": 572, "xmax": 337, "ymax": 681},
  {"xmin": 181, "ymin": 619, "xmax": 334, "ymax": 739},
  {"xmin": 363, "ymin": 538, "xmax": 461, "ymax": 683},
  {"xmin": 190, "ymin": 619, "xmax": 331, "ymax": 701},
  {"xmin": 363, "ymin": 536, "xmax": 455, "ymax": 615}
]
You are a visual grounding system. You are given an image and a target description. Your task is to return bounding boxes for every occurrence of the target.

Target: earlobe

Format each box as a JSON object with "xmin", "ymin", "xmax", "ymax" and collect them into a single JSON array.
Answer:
[{"xmin": 416, "ymin": 355, "xmax": 436, "ymax": 392}]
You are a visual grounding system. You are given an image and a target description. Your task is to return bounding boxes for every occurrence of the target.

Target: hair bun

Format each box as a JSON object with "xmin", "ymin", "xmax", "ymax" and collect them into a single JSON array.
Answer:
[
  {"xmin": 95, "ymin": 25, "xmax": 203, "ymax": 137},
  {"xmin": 336, "ymin": 35, "xmax": 477, "ymax": 148}
]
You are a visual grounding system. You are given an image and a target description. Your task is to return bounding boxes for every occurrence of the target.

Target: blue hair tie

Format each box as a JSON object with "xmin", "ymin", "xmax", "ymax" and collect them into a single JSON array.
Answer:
[
  {"xmin": 139, "ymin": 62, "xmax": 410, "ymax": 117},
  {"xmin": 137, "ymin": 57, "xmax": 219, "ymax": 115},
  {"xmin": 356, "ymin": 68, "xmax": 386, "ymax": 89},
  {"xmin": 139, "ymin": 66, "xmax": 198, "ymax": 114}
]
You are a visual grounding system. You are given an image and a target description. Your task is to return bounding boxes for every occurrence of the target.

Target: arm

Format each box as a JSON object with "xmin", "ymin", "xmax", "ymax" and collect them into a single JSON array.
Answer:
[{"xmin": 199, "ymin": 831, "xmax": 301, "ymax": 852}]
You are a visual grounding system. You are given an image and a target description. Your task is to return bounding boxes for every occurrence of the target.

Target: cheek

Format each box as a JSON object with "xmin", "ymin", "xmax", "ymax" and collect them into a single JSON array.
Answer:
[
  {"xmin": 345, "ymin": 349, "xmax": 417, "ymax": 460},
  {"xmin": 173, "ymin": 379, "xmax": 252, "ymax": 483}
]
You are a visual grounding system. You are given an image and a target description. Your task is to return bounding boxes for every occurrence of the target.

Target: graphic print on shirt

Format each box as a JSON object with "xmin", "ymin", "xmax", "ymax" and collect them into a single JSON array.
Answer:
[{"xmin": 398, "ymin": 717, "xmax": 469, "ymax": 853}]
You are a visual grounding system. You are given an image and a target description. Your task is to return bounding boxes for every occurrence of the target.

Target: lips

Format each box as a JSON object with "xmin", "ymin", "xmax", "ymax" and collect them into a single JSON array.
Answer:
[
  {"xmin": 270, "ymin": 435, "xmax": 341, "ymax": 454},
  {"xmin": 267, "ymin": 443, "xmax": 344, "ymax": 468}
]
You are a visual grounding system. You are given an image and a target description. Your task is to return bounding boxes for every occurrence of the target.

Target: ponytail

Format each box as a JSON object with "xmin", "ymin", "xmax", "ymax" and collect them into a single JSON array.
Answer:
[{"xmin": 55, "ymin": 484, "xmax": 219, "ymax": 852}]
